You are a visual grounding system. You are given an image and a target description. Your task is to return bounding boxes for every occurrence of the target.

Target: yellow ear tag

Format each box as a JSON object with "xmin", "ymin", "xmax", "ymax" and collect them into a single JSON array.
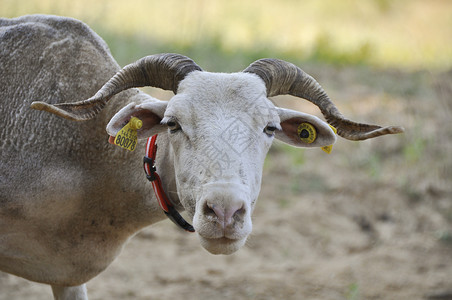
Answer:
[
  {"xmin": 297, "ymin": 123, "xmax": 317, "ymax": 144},
  {"xmin": 114, "ymin": 117, "xmax": 142, "ymax": 151},
  {"xmin": 321, "ymin": 145, "xmax": 333, "ymax": 154},
  {"xmin": 321, "ymin": 125, "xmax": 337, "ymax": 154},
  {"xmin": 329, "ymin": 124, "xmax": 337, "ymax": 135}
]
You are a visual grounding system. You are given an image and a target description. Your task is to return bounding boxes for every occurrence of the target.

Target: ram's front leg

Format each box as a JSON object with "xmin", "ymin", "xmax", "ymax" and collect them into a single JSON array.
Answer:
[{"xmin": 51, "ymin": 284, "xmax": 88, "ymax": 300}]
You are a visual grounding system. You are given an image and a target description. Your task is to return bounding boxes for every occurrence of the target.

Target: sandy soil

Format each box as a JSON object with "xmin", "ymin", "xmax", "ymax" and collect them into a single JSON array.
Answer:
[{"xmin": 1, "ymin": 66, "xmax": 451, "ymax": 299}]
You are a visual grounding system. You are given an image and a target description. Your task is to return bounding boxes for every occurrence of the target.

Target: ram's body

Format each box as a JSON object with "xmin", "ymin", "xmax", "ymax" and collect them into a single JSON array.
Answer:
[
  {"xmin": 0, "ymin": 15, "xmax": 402, "ymax": 300},
  {"xmin": 0, "ymin": 15, "xmax": 166, "ymax": 298}
]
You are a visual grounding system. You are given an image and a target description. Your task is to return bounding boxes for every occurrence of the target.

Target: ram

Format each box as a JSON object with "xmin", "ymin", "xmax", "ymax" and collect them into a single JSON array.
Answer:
[{"xmin": 0, "ymin": 14, "xmax": 403, "ymax": 300}]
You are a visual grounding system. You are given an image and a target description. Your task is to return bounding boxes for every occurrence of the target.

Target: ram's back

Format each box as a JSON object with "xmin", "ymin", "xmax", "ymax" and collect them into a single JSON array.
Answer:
[{"xmin": 0, "ymin": 15, "xmax": 145, "ymax": 284}]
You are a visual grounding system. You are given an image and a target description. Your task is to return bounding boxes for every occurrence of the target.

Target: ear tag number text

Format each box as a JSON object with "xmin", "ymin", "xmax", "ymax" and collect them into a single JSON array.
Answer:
[{"xmin": 114, "ymin": 117, "xmax": 142, "ymax": 151}]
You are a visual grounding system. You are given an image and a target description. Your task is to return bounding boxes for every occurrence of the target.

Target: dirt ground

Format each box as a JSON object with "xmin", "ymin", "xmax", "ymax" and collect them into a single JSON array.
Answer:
[{"xmin": 1, "ymin": 65, "xmax": 451, "ymax": 299}]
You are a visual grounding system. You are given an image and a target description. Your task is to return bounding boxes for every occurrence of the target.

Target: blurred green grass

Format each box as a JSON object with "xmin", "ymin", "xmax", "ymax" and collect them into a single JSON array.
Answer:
[{"xmin": 2, "ymin": 0, "xmax": 451, "ymax": 70}]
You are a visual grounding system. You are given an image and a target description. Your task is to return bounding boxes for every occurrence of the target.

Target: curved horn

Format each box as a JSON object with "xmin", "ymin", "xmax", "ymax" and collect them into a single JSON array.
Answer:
[
  {"xmin": 31, "ymin": 53, "xmax": 202, "ymax": 121},
  {"xmin": 244, "ymin": 58, "xmax": 404, "ymax": 141}
]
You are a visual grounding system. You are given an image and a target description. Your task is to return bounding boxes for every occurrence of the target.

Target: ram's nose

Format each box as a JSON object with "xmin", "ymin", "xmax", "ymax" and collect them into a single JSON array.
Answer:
[{"xmin": 206, "ymin": 200, "xmax": 245, "ymax": 228}]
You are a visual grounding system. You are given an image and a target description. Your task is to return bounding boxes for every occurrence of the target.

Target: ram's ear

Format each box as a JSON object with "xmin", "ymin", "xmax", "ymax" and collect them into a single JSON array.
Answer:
[
  {"xmin": 275, "ymin": 108, "xmax": 337, "ymax": 148},
  {"xmin": 106, "ymin": 101, "xmax": 168, "ymax": 139}
]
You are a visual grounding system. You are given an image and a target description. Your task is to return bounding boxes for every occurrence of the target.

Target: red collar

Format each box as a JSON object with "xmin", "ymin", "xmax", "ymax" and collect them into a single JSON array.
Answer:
[{"xmin": 143, "ymin": 134, "xmax": 195, "ymax": 232}]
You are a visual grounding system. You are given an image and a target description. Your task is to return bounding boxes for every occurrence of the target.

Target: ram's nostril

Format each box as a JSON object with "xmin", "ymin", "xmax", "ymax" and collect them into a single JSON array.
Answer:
[
  {"xmin": 204, "ymin": 202, "xmax": 217, "ymax": 218},
  {"xmin": 225, "ymin": 204, "xmax": 244, "ymax": 226},
  {"xmin": 206, "ymin": 202, "xmax": 225, "ymax": 221},
  {"xmin": 232, "ymin": 206, "xmax": 245, "ymax": 221}
]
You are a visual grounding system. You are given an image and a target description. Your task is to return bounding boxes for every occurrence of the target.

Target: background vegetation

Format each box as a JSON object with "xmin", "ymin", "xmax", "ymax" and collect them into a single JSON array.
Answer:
[{"xmin": 2, "ymin": 0, "xmax": 451, "ymax": 70}]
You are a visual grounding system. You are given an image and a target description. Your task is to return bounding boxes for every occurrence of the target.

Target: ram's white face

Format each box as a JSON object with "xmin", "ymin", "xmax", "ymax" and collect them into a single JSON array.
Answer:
[{"xmin": 107, "ymin": 71, "xmax": 337, "ymax": 255}]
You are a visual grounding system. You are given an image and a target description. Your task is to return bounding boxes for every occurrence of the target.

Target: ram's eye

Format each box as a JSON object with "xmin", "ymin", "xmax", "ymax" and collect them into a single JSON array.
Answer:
[
  {"xmin": 166, "ymin": 119, "xmax": 181, "ymax": 133},
  {"xmin": 264, "ymin": 124, "xmax": 278, "ymax": 136}
]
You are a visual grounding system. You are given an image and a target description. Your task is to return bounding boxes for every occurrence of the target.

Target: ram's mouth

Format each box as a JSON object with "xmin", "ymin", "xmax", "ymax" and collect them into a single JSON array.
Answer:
[{"xmin": 198, "ymin": 236, "xmax": 247, "ymax": 255}]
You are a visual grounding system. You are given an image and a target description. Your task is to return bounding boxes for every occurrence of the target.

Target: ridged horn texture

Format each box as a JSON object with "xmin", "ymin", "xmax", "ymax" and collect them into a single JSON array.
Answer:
[
  {"xmin": 30, "ymin": 53, "xmax": 202, "ymax": 121},
  {"xmin": 244, "ymin": 58, "xmax": 404, "ymax": 141}
]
